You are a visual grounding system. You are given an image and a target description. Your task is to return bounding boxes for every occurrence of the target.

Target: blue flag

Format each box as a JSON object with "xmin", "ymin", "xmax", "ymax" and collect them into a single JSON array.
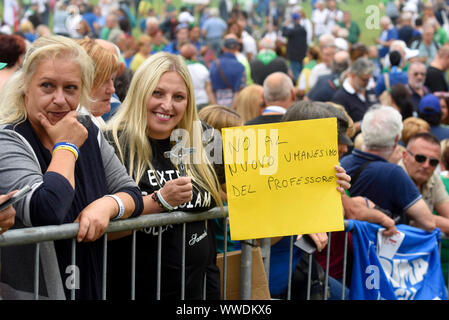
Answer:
[{"xmin": 348, "ymin": 220, "xmax": 448, "ymax": 300}]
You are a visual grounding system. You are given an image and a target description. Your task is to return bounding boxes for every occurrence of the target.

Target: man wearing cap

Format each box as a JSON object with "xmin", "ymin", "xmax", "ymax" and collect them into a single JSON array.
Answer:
[
  {"xmin": 399, "ymin": 132, "xmax": 449, "ymax": 235},
  {"xmin": 282, "ymin": 11, "xmax": 308, "ymax": 81},
  {"xmin": 340, "ymin": 105, "xmax": 436, "ymax": 231},
  {"xmin": 209, "ymin": 34, "xmax": 246, "ymax": 108},
  {"xmin": 418, "ymin": 94, "xmax": 449, "ymax": 141}
]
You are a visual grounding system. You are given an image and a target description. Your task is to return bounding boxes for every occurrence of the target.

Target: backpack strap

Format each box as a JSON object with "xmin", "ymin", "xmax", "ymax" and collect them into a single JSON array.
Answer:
[
  {"xmin": 216, "ymin": 59, "xmax": 234, "ymax": 92},
  {"xmin": 349, "ymin": 160, "xmax": 374, "ymax": 192}
]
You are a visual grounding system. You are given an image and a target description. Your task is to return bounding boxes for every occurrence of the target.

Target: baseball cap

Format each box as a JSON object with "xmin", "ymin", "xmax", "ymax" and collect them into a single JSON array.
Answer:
[
  {"xmin": 0, "ymin": 63, "xmax": 7, "ymax": 70},
  {"xmin": 291, "ymin": 12, "xmax": 300, "ymax": 20},
  {"xmin": 175, "ymin": 23, "xmax": 189, "ymax": 33},
  {"xmin": 223, "ymin": 38, "xmax": 240, "ymax": 50},
  {"xmin": 419, "ymin": 94, "xmax": 441, "ymax": 115}
]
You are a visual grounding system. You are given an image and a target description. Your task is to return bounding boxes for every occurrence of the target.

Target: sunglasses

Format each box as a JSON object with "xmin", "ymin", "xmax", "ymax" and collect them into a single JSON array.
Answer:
[
  {"xmin": 407, "ymin": 150, "xmax": 439, "ymax": 167},
  {"xmin": 413, "ymin": 72, "xmax": 426, "ymax": 76}
]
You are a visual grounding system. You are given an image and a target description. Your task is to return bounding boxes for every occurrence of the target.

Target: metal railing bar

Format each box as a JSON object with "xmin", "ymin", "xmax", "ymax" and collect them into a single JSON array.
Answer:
[
  {"xmin": 0, "ymin": 207, "xmax": 227, "ymax": 247},
  {"xmin": 156, "ymin": 226, "xmax": 162, "ymax": 300},
  {"xmin": 287, "ymin": 236, "xmax": 293, "ymax": 300},
  {"xmin": 102, "ymin": 233, "xmax": 107, "ymax": 300},
  {"xmin": 131, "ymin": 230, "xmax": 136, "ymax": 300},
  {"xmin": 181, "ymin": 223, "xmax": 186, "ymax": 300},
  {"xmin": 223, "ymin": 217, "xmax": 228, "ymax": 300},
  {"xmin": 306, "ymin": 253, "xmax": 312, "ymax": 300},
  {"xmin": 342, "ymin": 231, "xmax": 349, "ymax": 300},
  {"xmin": 324, "ymin": 232, "xmax": 331, "ymax": 300},
  {"xmin": 33, "ymin": 243, "xmax": 39, "ymax": 300},
  {"xmin": 70, "ymin": 238, "xmax": 76, "ymax": 300}
]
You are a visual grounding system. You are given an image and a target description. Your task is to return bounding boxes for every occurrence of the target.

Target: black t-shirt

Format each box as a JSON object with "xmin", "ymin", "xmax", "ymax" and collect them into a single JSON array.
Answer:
[
  {"xmin": 106, "ymin": 132, "xmax": 223, "ymax": 300},
  {"xmin": 424, "ymin": 66, "xmax": 449, "ymax": 93}
]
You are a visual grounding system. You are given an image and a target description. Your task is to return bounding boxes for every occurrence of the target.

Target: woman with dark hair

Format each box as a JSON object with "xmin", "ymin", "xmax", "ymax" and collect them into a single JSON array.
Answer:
[
  {"xmin": 0, "ymin": 34, "xmax": 27, "ymax": 92},
  {"xmin": 390, "ymin": 83, "xmax": 415, "ymax": 119},
  {"xmin": 434, "ymin": 91, "xmax": 449, "ymax": 125}
]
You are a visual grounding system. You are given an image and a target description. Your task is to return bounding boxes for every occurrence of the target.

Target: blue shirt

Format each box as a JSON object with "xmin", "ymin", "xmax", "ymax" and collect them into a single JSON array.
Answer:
[
  {"xmin": 340, "ymin": 148, "xmax": 421, "ymax": 223},
  {"xmin": 375, "ymin": 67, "xmax": 409, "ymax": 95},
  {"xmin": 430, "ymin": 124, "xmax": 449, "ymax": 142},
  {"xmin": 209, "ymin": 52, "xmax": 246, "ymax": 92},
  {"xmin": 201, "ymin": 16, "xmax": 227, "ymax": 39},
  {"xmin": 378, "ymin": 27, "xmax": 399, "ymax": 58},
  {"xmin": 269, "ymin": 236, "xmax": 303, "ymax": 295}
]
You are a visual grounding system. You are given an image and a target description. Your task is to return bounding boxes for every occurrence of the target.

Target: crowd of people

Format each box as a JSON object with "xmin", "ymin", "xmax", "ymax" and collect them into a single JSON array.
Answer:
[{"xmin": 2, "ymin": 0, "xmax": 449, "ymax": 300}]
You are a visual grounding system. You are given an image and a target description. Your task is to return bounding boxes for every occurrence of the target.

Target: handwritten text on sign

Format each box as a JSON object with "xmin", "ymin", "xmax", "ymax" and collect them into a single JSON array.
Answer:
[{"xmin": 222, "ymin": 118, "xmax": 344, "ymax": 240}]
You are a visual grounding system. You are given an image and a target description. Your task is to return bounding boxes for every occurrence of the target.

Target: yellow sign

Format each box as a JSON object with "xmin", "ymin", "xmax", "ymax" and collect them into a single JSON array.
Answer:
[{"xmin": 222, "ymin": 118, "xmax": 344, "ymax": 240}]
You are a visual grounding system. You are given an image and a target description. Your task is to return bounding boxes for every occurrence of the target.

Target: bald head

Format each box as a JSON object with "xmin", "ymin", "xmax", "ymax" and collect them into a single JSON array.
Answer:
[
  {"xmin": 331, "ymin": 50, "xmax": 350, "ymax": 74},
  {"xmin": 263, "ymin": 72, "xmax": 295, "ymax": 107},
  {"xmin": 180, "ymin": 42, "xmax": 197, "ymax": 60}
]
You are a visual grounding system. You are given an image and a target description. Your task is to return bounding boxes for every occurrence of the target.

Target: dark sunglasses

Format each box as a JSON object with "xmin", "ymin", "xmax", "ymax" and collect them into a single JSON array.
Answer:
[{"xmin": 407, "ymin": 150, "xmax": 439, "ymax": 167}]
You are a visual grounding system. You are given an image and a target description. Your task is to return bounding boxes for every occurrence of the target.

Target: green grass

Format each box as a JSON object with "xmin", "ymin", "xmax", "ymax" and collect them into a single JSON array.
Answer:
[{"xmin": 1, "ymin": 0, "xmax": 384, "ymax": 47}]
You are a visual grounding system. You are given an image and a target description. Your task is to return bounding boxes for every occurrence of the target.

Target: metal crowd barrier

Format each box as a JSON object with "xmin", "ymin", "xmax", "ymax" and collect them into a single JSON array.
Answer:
[{"xmin": 0, "ymin": 207, "xmax": 447, "ymax": 300}]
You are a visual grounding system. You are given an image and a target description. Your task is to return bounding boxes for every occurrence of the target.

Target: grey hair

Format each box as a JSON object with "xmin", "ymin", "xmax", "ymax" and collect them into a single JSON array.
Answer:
[
  {"xmin": 350, "ymin": 57, "xmax": 374, "ymax": 76},
  {"xmin": 146, "ymin": 16, "xmax": 159, "ymax": 27},
  {"xmin": 263, "ymin": 72, "xmax": 293, "ymax": 103},
  {"xmin": 361, "ymin": 104, "xmax": 403, "ymax": 149}
]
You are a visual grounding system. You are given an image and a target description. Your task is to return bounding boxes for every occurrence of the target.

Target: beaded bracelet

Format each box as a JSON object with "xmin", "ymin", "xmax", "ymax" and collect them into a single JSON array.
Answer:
[{"xmin": 52, "ymin": 142, "xmax": 79, "ymax": 161}]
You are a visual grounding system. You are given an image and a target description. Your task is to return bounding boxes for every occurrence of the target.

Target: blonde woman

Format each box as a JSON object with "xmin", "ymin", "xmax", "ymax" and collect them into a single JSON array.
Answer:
[
  {"xmin": 77, "ymin": 37, "xmax": 120, "ymax": 127},
  {"xmin": 130, "ymin": 34, "xmax": 152, "ymax": 72},
  {"xmin": 232, "ymin": 84, "xmax": 264, "ymax": 123},
  {"xmin": 0, "ymin": 35, "xmax": 143, "ymax": 299},
  {"xmin": 104, "ymin": 52, "xmax": 224, "ymax": 300}
]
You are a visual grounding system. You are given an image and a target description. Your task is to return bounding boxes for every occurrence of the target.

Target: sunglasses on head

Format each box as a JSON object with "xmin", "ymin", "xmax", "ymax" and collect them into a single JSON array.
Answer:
[{"xmin": 407, "ymin": 150, "xmax": 439, "ymax": 167}]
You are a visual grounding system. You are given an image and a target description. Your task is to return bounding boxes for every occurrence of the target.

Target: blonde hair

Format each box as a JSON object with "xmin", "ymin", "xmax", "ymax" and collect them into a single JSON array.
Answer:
[
  {"xmin": 401, "ymin": 117, "xmax": 430, "ymax": 146},
  {"xmin": 0, "ymin": 35, "xmax": 94, "ymax": 125},
  {"xmin": 104, "ymin": 52, "xmax": 223, "ymax": 209},
  {"xmin": 199, "ymin": 105, "xmax": 244, "ymax": 131},
  {"xmin": 77, "ymin": 37, "xmax": 120, "ymax": 92},
  {"xmin": 232, "ymin": 84, "xmax": 264, "ymax": 123}
]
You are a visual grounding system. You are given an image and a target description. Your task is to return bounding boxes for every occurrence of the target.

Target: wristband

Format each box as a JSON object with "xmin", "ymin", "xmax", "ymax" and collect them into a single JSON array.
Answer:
[
  {"xmin": 156, "ymin": 189, "xmax": 174, "ymax": 211},
  {"xmin": 52, "ymin": 142, "xmax": 79, "ymax": 161},
  {"xmin": 104, "ymin": 194, "xmax": 125, "ymax": 220},
  {"xmin": 151, "ymin": 191, "xmax": 164, "ymax": 210}
]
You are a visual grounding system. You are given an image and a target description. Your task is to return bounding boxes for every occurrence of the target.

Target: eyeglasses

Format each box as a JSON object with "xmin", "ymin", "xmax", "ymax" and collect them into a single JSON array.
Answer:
[
  {"xmin": 407, "ymin": 150, "xmax": 439, "ymax": 167},
  {"xmin": 412, "ymin": 72, "xmax": 426, "ymax": 77}
]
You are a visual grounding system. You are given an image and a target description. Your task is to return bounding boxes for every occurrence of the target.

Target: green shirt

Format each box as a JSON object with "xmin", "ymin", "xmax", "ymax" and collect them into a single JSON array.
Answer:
[{"xmin": 338, "ymin": 21, "xmax": 360, "ymax": 44}]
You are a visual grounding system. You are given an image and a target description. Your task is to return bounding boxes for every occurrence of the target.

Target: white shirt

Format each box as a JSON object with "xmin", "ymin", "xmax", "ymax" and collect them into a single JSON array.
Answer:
[
  {"xmin": 187, "ymin": 62, "xmax": 211, "ymax": 105},
  {"xmin": 242, "ymin": 30, "xmax": 257, "ymax": 59},
  {"xmin": 307, "ymin": 63, "xmax": 332, "ymax": 90},
  {"xmin": 3, "ymin": 0, "xmax": 19, "ymax": 28},
  {"xmin": 312, "ymin": 8, "xmax": 330, "ymax": 37}
]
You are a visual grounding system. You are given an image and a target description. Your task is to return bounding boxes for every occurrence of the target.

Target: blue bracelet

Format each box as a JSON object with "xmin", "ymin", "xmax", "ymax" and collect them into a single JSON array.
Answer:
[{"xmin": 53, "ymin": 142, "xmax": 80, "ymax": 154}]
